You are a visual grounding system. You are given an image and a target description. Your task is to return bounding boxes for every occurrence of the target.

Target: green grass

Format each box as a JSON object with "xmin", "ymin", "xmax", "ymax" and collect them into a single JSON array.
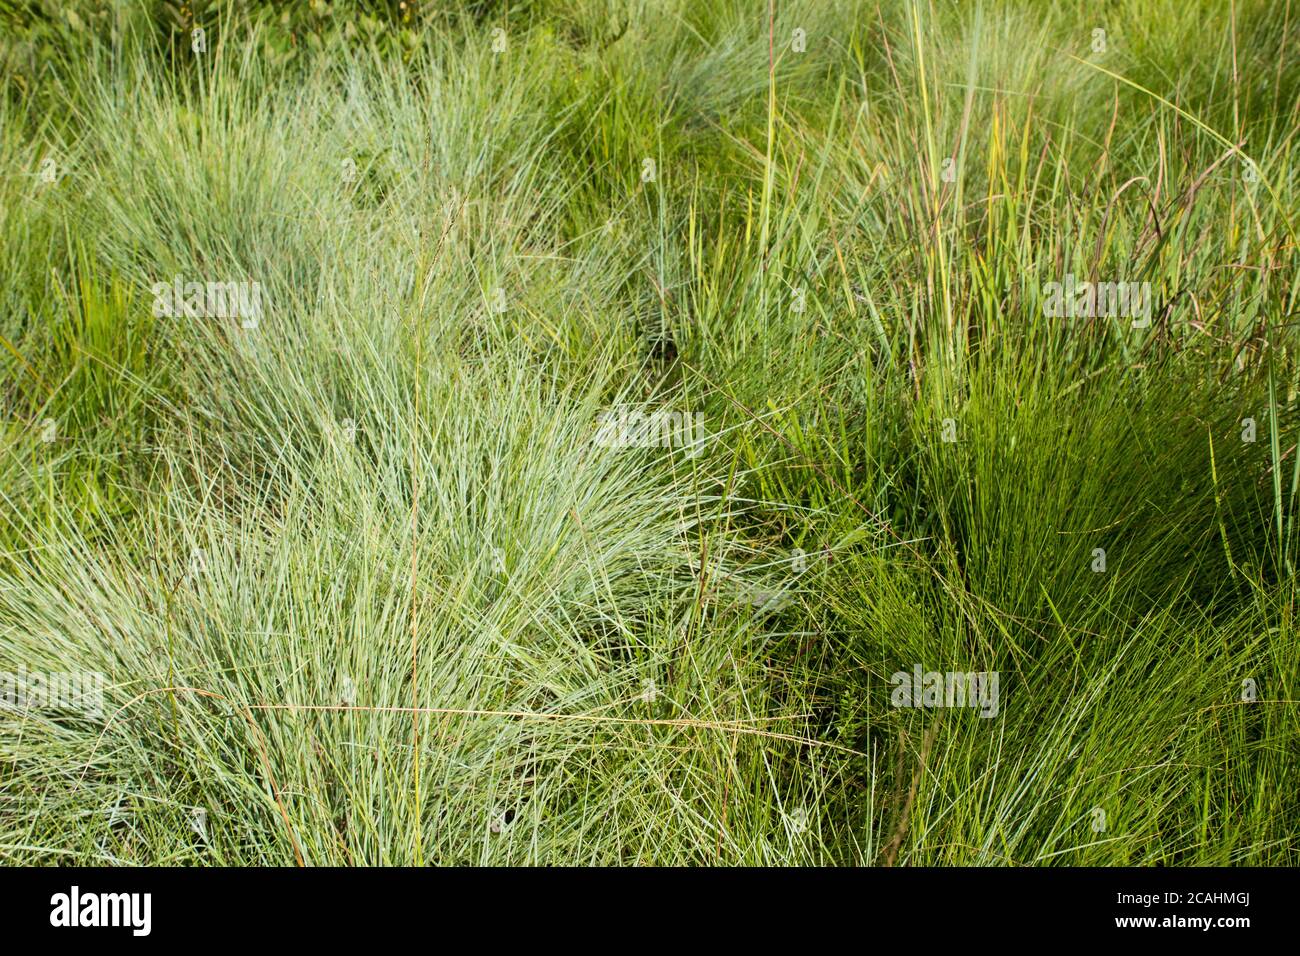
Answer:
[{"xmin": 0, "ymin": 0, "xmax": 1297, "ymax": 865}]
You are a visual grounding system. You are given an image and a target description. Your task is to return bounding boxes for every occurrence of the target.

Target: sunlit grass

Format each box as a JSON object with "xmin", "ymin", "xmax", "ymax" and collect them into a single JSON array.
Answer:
[{"xmin": 0, "ymin": 0, "xmax": 1296, "ymax": 865}]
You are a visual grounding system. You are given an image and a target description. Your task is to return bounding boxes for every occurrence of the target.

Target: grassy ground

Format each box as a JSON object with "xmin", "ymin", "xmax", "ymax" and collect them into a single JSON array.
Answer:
[{"xmin": 0, "ymin": 0, "xmax": 1297, "ymax": 865}]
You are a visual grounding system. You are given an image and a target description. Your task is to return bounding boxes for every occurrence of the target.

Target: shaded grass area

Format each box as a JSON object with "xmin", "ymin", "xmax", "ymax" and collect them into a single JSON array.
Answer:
[{"xmin": 0, "ymin": 0, "xmax": 1296, "ymax": 864}]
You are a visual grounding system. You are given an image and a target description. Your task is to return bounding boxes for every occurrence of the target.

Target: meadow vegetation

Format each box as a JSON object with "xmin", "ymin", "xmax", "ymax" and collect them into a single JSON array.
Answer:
[{"xmin": 0, "ymin": 0, "xmax": 1296, "ymax": 865}]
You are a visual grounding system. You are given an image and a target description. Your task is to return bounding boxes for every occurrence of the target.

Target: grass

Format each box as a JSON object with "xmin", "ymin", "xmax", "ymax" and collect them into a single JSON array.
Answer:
[{"xmin": 0, "ymin": 0, "xmax": 1297, "ymax": 865}]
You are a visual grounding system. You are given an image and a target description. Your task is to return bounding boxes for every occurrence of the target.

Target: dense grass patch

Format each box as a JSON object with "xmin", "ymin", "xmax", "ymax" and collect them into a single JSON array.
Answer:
[{"xmin": 0, "ymin": 0, "xmax": 1296, "ymax": 865}]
